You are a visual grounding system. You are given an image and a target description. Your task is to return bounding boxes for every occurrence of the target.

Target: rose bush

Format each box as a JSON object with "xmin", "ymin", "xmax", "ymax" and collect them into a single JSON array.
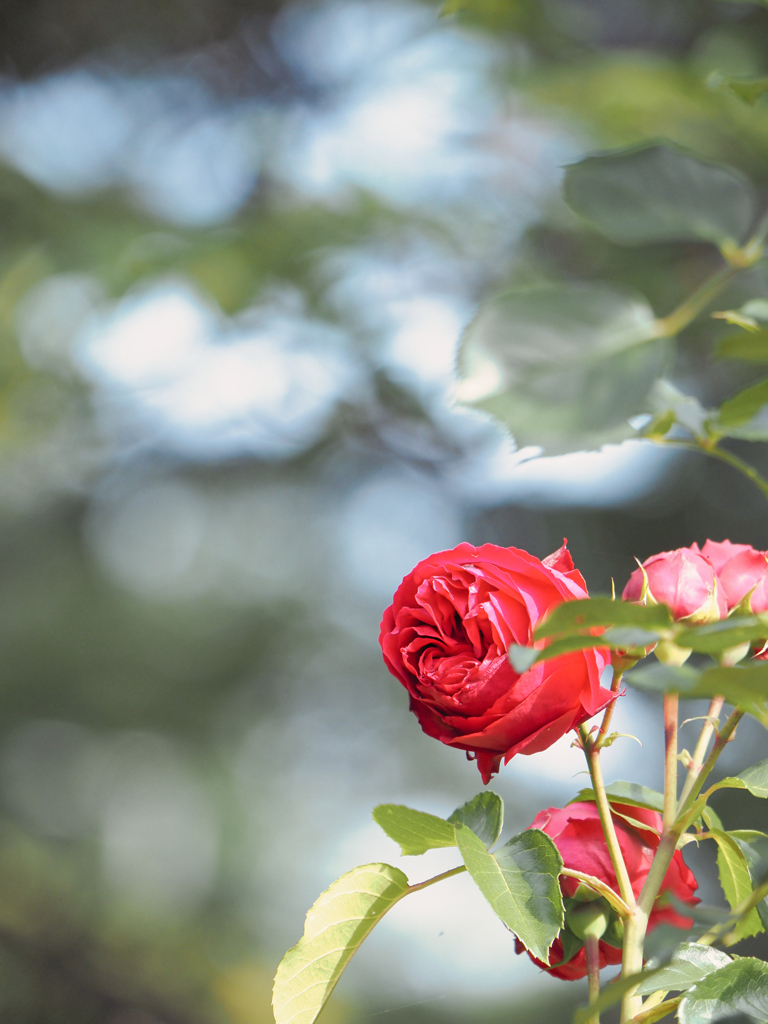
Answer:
[
  {"xmin": 518, "ymin": 802, "xmax": 698, "ymax": 980},
  {"xmin": 379, "ymin": 541, "xmax": 614, "ymax": 782}
]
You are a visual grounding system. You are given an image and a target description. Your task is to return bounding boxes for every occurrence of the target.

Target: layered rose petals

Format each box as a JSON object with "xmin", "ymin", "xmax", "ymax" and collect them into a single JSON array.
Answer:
[{"xmin": 380, "ymin": 541, "xmax": 614, "ymax": 782}]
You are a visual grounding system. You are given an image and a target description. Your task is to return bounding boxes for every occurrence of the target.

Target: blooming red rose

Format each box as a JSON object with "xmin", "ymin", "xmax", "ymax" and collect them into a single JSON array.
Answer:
[
  {"xmin": 379, "ymin": 541, "xmax": 614, "ymax": 783},
  {"xmin": 517, "ymin": 802, "xmax": 698, "ymax": 980},
  {"xmin": 622, "ymin": 545, "xmax": 727, "ymax": 624}
]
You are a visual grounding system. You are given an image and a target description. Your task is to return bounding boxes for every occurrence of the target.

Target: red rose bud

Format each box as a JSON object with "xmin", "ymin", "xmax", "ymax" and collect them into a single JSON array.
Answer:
[
  {"xmin": 623, "ymin": 545, "xmax": 727, "ymax": 666},
  {"xmin": 380, "ymin": 541, "xmax": 614, "ymax": 783},
  {"xmin": 702, "ymin": 539, "xmax": 768, "ymax": 662},
  {"xmin": 516, "ymin": 802, "xmax": 698, "ymax": 980}
]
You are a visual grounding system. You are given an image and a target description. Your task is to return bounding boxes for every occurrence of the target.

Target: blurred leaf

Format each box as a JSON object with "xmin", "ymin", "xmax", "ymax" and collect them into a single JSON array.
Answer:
[
  {"xmin": 454, "ymin": 825, "xmax": 563, "ymax": 961},
  {"xmin": 717, "ymin": 329, "xmax": 768, "ymax": 362},
  {"xmin": 563, "ymin": 143, "xmax": 757, "ymax": 248},
  {"xmin": 571, "ymin": 780, "xmax": 665, "ymax": 813},
  {"xmin": 720, "ymin": 76, "xmax": 768, "ymax": 106},
  {"xmin": 448, "ymin": 792, "xmax": 503, "ymax": 848},
  {"xmin": 272, "ymin": 863, "xmax": 410, "ymax": 1024},
  {"xmin": 709, "ymin": 828, "xmax": 763, "ymax": 941},
  {"xmin": 636, "ymin": 944, "xmax": 732, "ymax": 996},
  {"xmin": 629, "ymin": 662, "xmax": 768, "ymax": 722},
  {"xmin": 457, "ymin": 283, "xmax": 664, "ymax": 454},
  {"xmin": 647, "ymin": 380, "xmax": 711, "ymax": 439},
  {"xmin": 372, "ymin": 805, "xmax": 456, "ymax": 856},
  {"xmin": 536, "ymin": 596, "xmax": 673, "ymax": 638},
  {"xmin": 679, "ymin": 958, "xmax": 768, "ymax": 1024},
  {"xmin": 715, "ymin": 378, "xmax": 768, "ymax": 439},
  {"xmin": 676, "ymin": 616, "xmax": 768, "ymax": 655}
]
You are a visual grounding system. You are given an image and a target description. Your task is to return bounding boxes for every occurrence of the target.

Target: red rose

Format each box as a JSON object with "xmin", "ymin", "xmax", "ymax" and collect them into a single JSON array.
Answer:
[
  {"xmin": 379, "ymin": 541, "xmax": 614, "ymax": 783},
  {"xmin": 701, "ymin": 539, "xmax": 768, "ymax": 615},
  {"xmin": 517, "ymin": 802, "xmax": 698, "ymax": 980},
  {"xmin": 622, "ymin": 545, "xmax": 726, "ymax": 624}
]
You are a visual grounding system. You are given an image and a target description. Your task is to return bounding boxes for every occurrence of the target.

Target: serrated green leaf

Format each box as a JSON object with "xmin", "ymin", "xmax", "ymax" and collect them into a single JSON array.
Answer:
[
  {"xmin": 730, "ymin": 830, "xmax": 768, "ymax": 844},
  {"xmin": 717, "ymin": 329, "xmax": 768, "ymax": 362},
  {"xmin": 722, "ymin": 758, "xmax": 768, "ymax": 800},
  {"xmin": 715, "ymin": 378, "xmax": 768, "ymax": 441},
  {"xmin": 455, "ymin": 824, "xmax": 563, "ymax": 961},
  {"xmin": 710, "ymin": 828, "xmax": 763, "ymax": 942},
  {"xmin": 456, "ymin": 283, "xmax": 664, "ymax": 455},
  {"xmin": 536, "ymin": 596, "xmax": 673, "ymax": 638},
  {"xmin": 636, "ymin": 944, "xmax": 732, "ymax": 996},
  {"xmin": 572, "ymin": 780, "xmax": 665, "ymax": 813},
  {"xmin": 676, "ymin": 616, "xmax": 768, "ymax": 655},
  {"xmin": 372, "ymin": 805, "xmax": 456, "ymax": 856},
  {"xmin": 273, "ymin": 863, "xmax": 410, "ymax": 1024},
  {"xmin": 679, "ymin": 958, "xmax": 768, "ymax": 1023},
  {"xmin": 563, "ymin": 143, "xmax": 756, "ymax": 248},
  {"xmin": 702, "ymin": 806, "xmax": 725, "ymax": 832},
  {"xmin": 448, "ymin": 792, "xmax": 503, "ymax": 848},
  {"xmin": 561, "ymin": 142, "xmax": 753, "ymax": 247}
]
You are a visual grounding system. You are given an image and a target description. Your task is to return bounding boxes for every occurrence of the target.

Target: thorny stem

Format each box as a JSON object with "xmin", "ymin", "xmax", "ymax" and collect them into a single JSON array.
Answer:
[
  {"xmin": 585, "ymin": 935, "xmax": 601, "ymax": 1024},
  {"xmin": 579, "ymin": 725, "xmax": 636, "ymax": 910},
  {"xmin": 663, "ymin": 695, "xmax": 679, "ymax": 831},
  {"xmin": 676, "ymin": 709, "xmax": 744, "ymax": 821},
  {"xmin": 596, "ymin": 672, "xmax": 624, "ymax": 749},
  {"xmin": 678, "ymin": 696, "xmax": 725, "ymax": 809}
]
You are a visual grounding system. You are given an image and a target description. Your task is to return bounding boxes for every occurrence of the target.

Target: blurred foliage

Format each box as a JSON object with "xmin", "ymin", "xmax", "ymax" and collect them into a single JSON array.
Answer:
[{"xmin": 1, "ymin": 0, "xmax": 768, "ymax": 1022}]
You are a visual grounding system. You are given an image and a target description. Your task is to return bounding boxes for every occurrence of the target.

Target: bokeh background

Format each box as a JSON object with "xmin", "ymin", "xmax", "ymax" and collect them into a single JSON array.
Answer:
[{"xmin": 2, "ymin": 0, "xmax": 768, "ymax": 1021}]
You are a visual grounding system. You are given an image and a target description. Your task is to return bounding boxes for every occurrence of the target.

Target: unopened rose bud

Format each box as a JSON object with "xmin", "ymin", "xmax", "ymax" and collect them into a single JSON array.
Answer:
[{"xmin": 567, "ymin": 899, "xmax": 611, "ymax": 941}]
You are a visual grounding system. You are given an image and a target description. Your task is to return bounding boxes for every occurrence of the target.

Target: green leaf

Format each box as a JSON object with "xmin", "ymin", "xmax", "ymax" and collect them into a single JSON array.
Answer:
[
  {"xmin": 723, "ymin": 76, "xmax": 768, "ymax": 105},
  {"xmin": 730, "ymin": 830, "xmax": 768, "ymax": 844},
  {"xmin": 635, "ymin": 943, "xmax": 732, "ymax": 996},
  {"xmin": 455, "ymin": 824, "xmax": 563, "ymax": 961},
  {"xmin": 718, "ymin": 758, "xmax": 768, "ymax": 800},
  {"xmin": 702, "ymin": 806, "xmax": 725, "ymax": 832},
  {"xmin": 456, "ymin": 283, "xmax": 664, "ymax": 454},
  {"xmin": 572, "ymin": 780, "xmax": 665, "ymax": 813},
  {"xmin": 628, "ymin": 663, "xmax": 768, "ymax": 722},
  {"xmin": 676, "ymin": 616, "xmax": 768, "ymax": 655},
  {"xmin": 448, "ymin": 792, "xmax": 503, "ymax": 849},
  {"xmin": 508, "ymin": 645, "xmax": 539, "ymax": 672},
  {"xmin": 509, "ymin": 634, "xmax": 608, "ymax": 671},
  {"xmin": 715, "ymin": 378, "xmax": 768, "ymax": 441},
  {"xmin": 372, "ymin": 805, "xmax": 456, "ymax": 856},
  {"xmin": 717, "ymin": 329, "xmax": 768, "ymax": 363},
  {"xmin": 710, "ymin": 828, "xmax": 763, "ymax": 942},
  {"xmin": 679, "ymin": 958, "xmax": 768, "ymax": 1023},
  {"xmin": 272, "ymin": 863, "xmax": 410, "ymax": 1024},
  {"xmin": 563, "ymin": 143, "xmax": 756, "ymax": 248},
  {"xmin": 536, "ymin": 596, "xmax": 673, "ymax": 638},
  {"xmin": 627, "ymin": 661, "xmax": 702, "ymax": 694},
  {"xmin": 648, "ymin": 379, "xmax": 711, "ymax": 439}
]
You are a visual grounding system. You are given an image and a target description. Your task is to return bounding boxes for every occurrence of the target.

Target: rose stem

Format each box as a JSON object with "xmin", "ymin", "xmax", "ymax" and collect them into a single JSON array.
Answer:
[
  {"xmin": 676, "ymin": 708, "xmax": 744, "ymax": 819},
  {"xmin": 406, "ymin": 865, "xmax": 465, "ymax": 894},
  {"xmin": 620, "ymin": 693, "xmax": 679, "ymax": 1022},
  {"xmin": 595, "ymin": 672, "xmax": 623, "ymax": 749},
  {"xmin": 585, "ymin": 935, "xmax": 601, "ymax": 1024},
  {"xmin": 663, "ymin": 695, "xmax": 679, "ymax": 831},
  {"xmin": 677, "ymin": 695, "xmax": 725, "ymax": 808}
]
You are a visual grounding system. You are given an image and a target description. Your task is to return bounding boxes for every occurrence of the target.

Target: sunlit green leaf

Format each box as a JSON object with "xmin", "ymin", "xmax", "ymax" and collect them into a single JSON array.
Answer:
[
  {"xmin": 536, "ymin": 596, "xmax": 672, "ymax": 638},
  {"xmin": 679, "ymin": 958, "xmax": 768, "ymax": 1024},
  {"xmin": 635, "ymin": 944, "xmax": 732, "ymax": 996},
  {"xmin": 448, "ymin": 792, "xmax": 503, "ymax": 848},
  {"xmin": 563, "ymin": 143, "xmax": 757, "ymax": 248},
  {"xmin": 717, "ymin": 329, "xmax": 768, "ymax": 362},
  {"xmin": 455, "ymin": 825, "xmax": 563, "ymax": 961},
  {"xmin": 372, "ymin": 805, "xmax": 456, "ymax": 856},
  {"xmin": 457, "ymin": 283, "xmax": 664, "ymax": 454},
  {"xmin": 709, "ymin": 828, "xmax": 763, "ymax": 941},
  {"xmin": 676, "ymin": 616, "xmax": 768, "ymax": 655},
  {"xmin": 572, "ymin": 780, "xmax": 665, "ymax": 813},
  {"xmin": 717, "ymin": 757, "xmax": 768, "ymax": 800},
  {"xmin": 715, "ymin": 378, "xmax": 768, "ymax": 440},
  {"xmin": 273, "ymin": 863, "xmax": 410, "ymax": 1024}
]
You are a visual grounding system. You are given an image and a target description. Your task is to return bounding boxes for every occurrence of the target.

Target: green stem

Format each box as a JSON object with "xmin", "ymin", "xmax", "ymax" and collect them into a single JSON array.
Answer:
[
  {"xmin": 675, "ymin": 709, "xmax": 744, "ymax": 822},
  {"xmin": 660, "ymin": 439, "xmax": 768, "ymax": 506},
  {"xmin": 596, "ymin": 671, "xmax": 624, "ymax": 749},
  {"xmin": 654, "ymin": 265, "xmax": 739, "ymax": 338},
  {"xmin": 620, "ymin": 691, "xmax": 680, "ymax": 1021},
  {"xmin": 579, "ymin": 725, "xmax": 637, "ymax": 910},
  {"xmin": 678, "ymin": 696, "xmax": 725, "ymax": 809},
  {"xmin": 407, "ymin": 865, "xmax": 465, "ymax": 893},
  {"xmin": 585, "ymin": 935, "xmax": 601, "ymax": 1024}
]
